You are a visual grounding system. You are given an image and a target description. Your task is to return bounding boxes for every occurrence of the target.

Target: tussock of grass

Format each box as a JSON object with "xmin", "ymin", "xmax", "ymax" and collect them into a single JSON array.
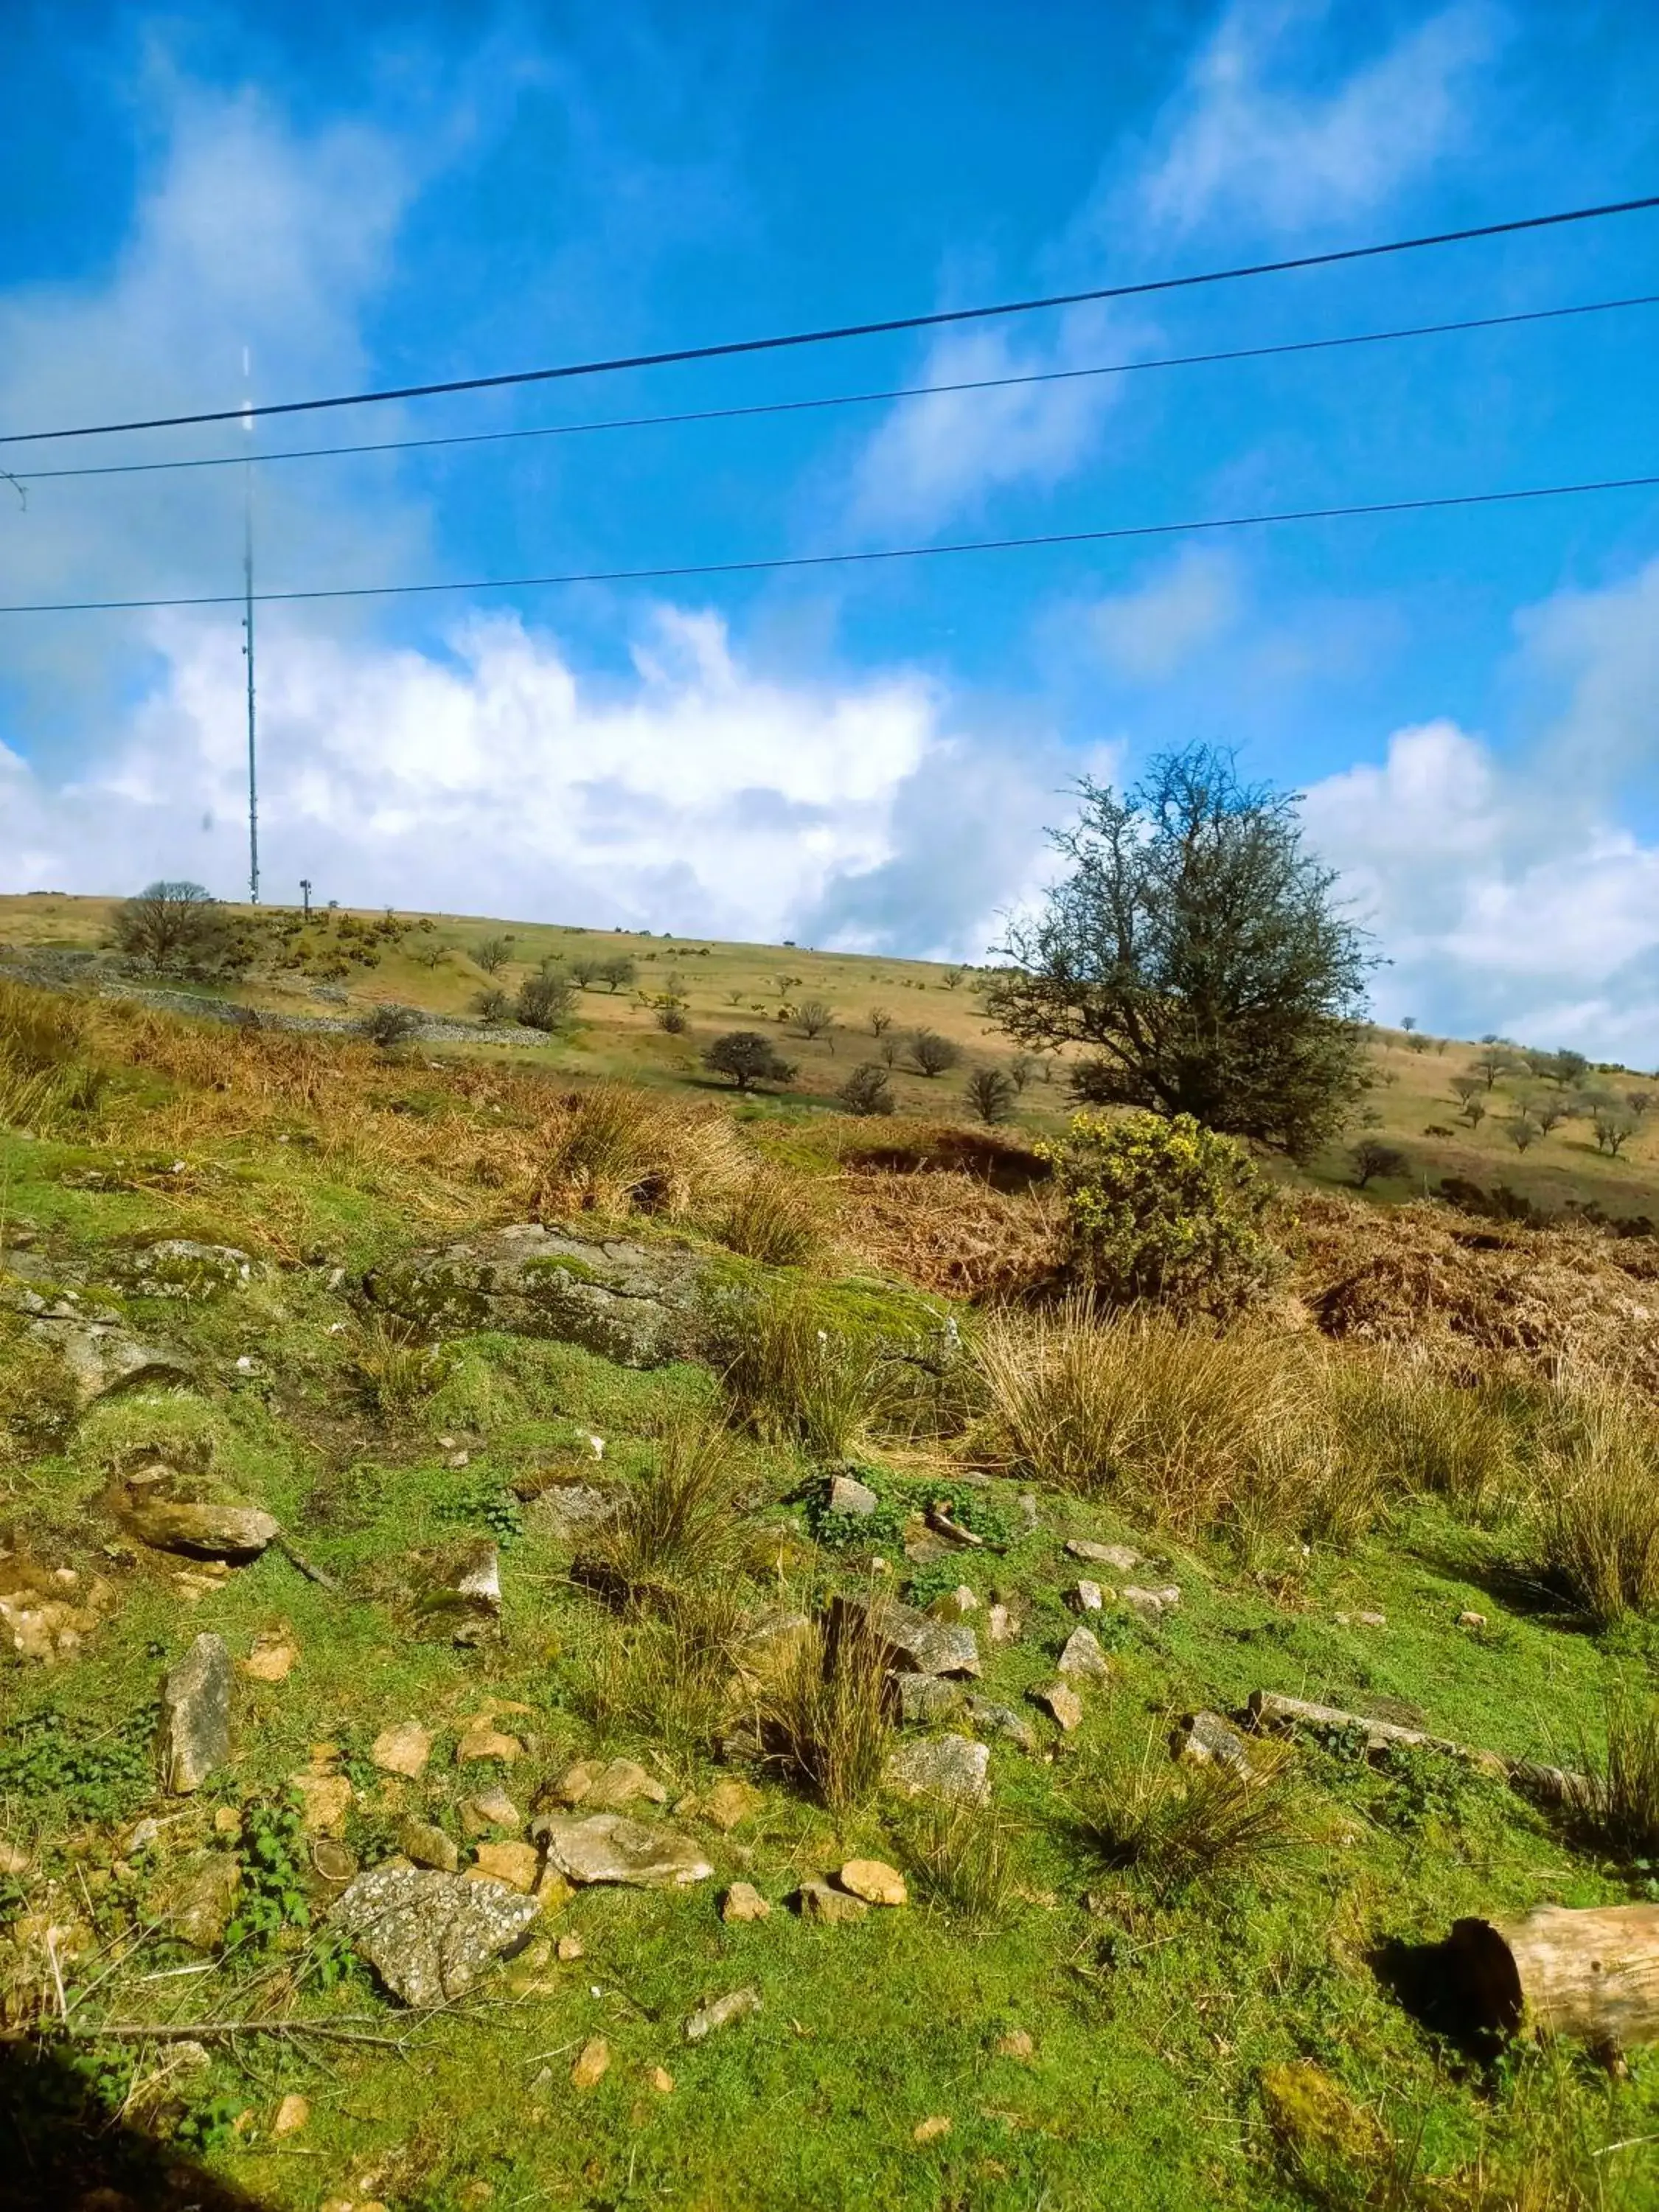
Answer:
[
  {"xmin": 347, "ymin": 1313, "xmax": 449, "ymax": 1424},
  {"xmin": 1328, "ymin": 1356, "xmax": 1526, "ymax": 1519},
  {"xmin": 716, "ymin": 1161, "xmax": 826, "ymax": 1267},
  {"xmin": 1578, "ymin": 1684, "xmax": 1659, "ymax": 1858},
  {"xmin": 893, "ymin": 1795, "xmax": 1021, "ymax": 1923},
  {"xmin": 584, "ymin": 1418, "xmax": 751, "ymax": 1598},
  {"xmin": 1072, "ymin": 1726, "xmax": 1301, "ymax": 1896},
  {"xmin": 756, "ymin": 1601, "xmax": 893, "ymax": 1815},
  {"xmin": 0, "ymin": 980, "xmax": 107, "ymax": 1133},
  {"xmin": 531, "ymin": 1082, "xmax": 748, "ymax": 1220},
  {"xmin": 579, "ymin": 1583, "xmax": 754, "ymax": 1752},
  {"xmin": 1535, "ymin": 1388, "xmax": 1659, "ymax": 1624},
  {"xmin": 721, "ymin": 1295, "xmax": 883, "ymax": 1460}
]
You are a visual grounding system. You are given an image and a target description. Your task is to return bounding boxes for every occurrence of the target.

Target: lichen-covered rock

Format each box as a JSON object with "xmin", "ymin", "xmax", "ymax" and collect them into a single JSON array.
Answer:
[
  {"xmin": 363, "ymin": 1224, "xmax": 707, "ymax": 1366},
  {"xmin": 1057, "ymin": 1626, "xmax": 1113, "ymax": 1683},
  {"xmin": 883, "ymin": 1734, "xmax": 991, "ymax": 1805},
  {"xmin": 965, "ymin": 1697, "xmax": 1037, "ymax": 1753},
  {"xmin": 832, "ymin": 1593, "xmax": 981, "ymax": 1679},
  {"xmin": 331, "ymin": 1865, "xmax": 540, "ymax": 2006},
  {"xmin": 524, "ymin": 1481, "xmax": 622, "ymax": 1544},
  {"xmin": 156, "ymin": 1633, "xmax": 232, "ymax": 1793},
  {"xmin": 22, "ymin": 1307, "xmax": 193, "ymax": 1407},
  {"xmin": 684, "ymin": 1985, "xmax": 762, "ymax": 2042},
  {"xmin": 160, "ymin": 1851, "xmax": 242, "ymax": 1950},
  {"xmin": 531, "ymin": 1812, "xmax": 713, "ymax": 1888},
  {"xmin": 1175, "ymin": 1710, "xmax": 1254, "ymax": 1774},
  {"xmin": 118, "ymin": 1241, "xmax": 262, "ymax": 1301},
  {"xmin": 893, "ymin": 1672, "xmax": 964, "ymax": 1725}
]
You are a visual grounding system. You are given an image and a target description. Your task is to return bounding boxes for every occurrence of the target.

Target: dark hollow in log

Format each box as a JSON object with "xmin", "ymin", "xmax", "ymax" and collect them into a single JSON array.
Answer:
[{"xmin": 1448, "ymin": 1905, "xmax": 1659, "ymax": 2047}]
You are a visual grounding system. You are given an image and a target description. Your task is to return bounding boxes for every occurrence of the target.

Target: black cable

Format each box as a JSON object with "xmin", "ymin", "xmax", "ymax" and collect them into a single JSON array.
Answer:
[
  {"xmin": 3, "ymin": 470, "xmax": 1652, "ymax": 616},
  {"xmin": 3, "ymin": 192, "xmax": 1655, "ymax": 448},
  {"xmin": 13, "ymin": 291, "xmax": 1656, "ymax": 487}
]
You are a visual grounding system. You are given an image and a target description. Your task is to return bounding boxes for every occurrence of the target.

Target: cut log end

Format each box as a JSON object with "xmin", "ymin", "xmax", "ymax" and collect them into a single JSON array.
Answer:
[{"xmin": 1447, "ymin": 1905, "xmax": 1659, "ymax": 2049}]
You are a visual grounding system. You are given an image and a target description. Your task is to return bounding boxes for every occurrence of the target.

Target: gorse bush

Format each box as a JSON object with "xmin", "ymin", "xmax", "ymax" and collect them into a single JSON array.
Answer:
[
  {"xmin": 703, "ymin": 1031, "xmax": 796, "ymax": 1091},
  {"xmin": 1040, "ymin": 1109, "xmax": 1278, "ymax": 1318},
  {"xmin": 837, "ymin": 1062, "xmax": 894, "ymax": 1117}
]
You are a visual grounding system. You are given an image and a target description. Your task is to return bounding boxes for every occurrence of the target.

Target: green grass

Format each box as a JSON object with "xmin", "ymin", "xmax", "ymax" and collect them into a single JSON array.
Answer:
[{"xmin": 3, "ymin": 1021, "xmax": 1659, "ymax": 2211}]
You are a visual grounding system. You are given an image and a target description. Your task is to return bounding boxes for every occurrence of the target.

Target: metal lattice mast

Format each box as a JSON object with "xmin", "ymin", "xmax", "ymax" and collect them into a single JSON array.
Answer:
[{"xmin": 242, "ymin": 348, "xmax": 259, "ymax": 904}]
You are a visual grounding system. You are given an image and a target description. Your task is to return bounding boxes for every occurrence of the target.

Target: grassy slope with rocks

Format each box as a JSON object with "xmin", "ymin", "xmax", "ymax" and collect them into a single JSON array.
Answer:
[
  {"xmin": 5, "ymin": 890, "xmax": 1658, "ymax": 1225},
  {"xmin": 1, "ymin": 979, "xmax": 1658, "ymax": 2209}
]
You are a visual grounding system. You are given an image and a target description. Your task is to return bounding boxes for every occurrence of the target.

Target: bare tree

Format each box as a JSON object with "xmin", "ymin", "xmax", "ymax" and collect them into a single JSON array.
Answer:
[
  {"xmin": 1351, "ymin": 1138, "xmax": 1406, "ymax": 1187},
  {"xmin": 1474, "ymin": 1043, "xmax": 1517, "ymax": 1091},
  {"xmin": 1504, "ymin": 1114, "xmax": 1540, "ymax": 1153},
  {"xmin": 474, "ymin": 936, "xmax": 511, "ymax": 975},
  {"xmin": 1593, "ymin": 1106, "xmax": 1638, "ymax": 1157},
  {"xmin": 1007, "ymin": 1053, "xmax": 1038, "ymax": 1092},
  {"xmin": 1627, "ymin": 1090, "xmax": 1654, "ymax": 1120},
  {"xmin": 795, "ymin": 999, "xmax": 836, "ymax": 1040},
  {"xmin": 909, "ymin": 1029, "xmax": 961, "ymax": 1078},
  {"xmin": 1450, "ymin": 1074, "xmax": 1485, "ymax": 1114},
  {"xmin": 869, "ymin": 1006, "xmax": 893, "ymax": 1037}
]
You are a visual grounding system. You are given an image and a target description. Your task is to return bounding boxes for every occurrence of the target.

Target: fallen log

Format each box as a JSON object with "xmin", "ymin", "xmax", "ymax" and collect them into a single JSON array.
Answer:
[
  {"xmin": 1246, "ymin": 1692, "xmax": 1589, "ymax": 1805},
  {"xmin": 1447, "ymin": 1905, "xmax": 1659, "ymax": 2048}
]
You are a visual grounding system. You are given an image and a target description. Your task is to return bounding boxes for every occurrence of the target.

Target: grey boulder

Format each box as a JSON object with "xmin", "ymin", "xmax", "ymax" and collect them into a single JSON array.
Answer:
[
  {"xmin": 883, "ymin": 1733, "xmax": 991, "ymax": 1806},
  {"xmin": 331, "ymin": 1865, "xmax": 540, "ymax": 2006},
  {"xmin": 833, "ymin": 1593, "xmax": 981, "ymax": 1679},
  {"xmin": 157, "ymin": 1633, "xmax": 232, "ymax": 1793},
  {"xmin": 531, "ymin": 1812, "xmax": 713, "ymax": 1889}
]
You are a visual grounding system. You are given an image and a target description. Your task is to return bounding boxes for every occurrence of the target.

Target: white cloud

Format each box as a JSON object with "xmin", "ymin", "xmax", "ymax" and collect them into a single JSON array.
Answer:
[
  {"xmin": 1086, "ymin": 549, "xmax": 1240, "ymax": 680},
  {"xmin": 1304, "ymin": 557, "xmax": 1659, "ymax": 1059},
  {"xmin": 1135, "ymin": 0, "xmax": 1496, "ymax": 235},
  {"xmin": 0, "ymin": 602, "xmax": 1046, "ymax": 957},
  {"xmin": 844, "ymin": 305, "xmax": 1136, "ymax": 538}
]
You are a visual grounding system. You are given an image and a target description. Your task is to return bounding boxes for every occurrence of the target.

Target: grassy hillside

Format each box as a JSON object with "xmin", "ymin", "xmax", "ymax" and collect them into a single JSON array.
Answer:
[
  {"xmin": 2, "ymin": 978, "xmax": 1658, "ymax": 2208},
  {"xmin": 4, "ymin": 891, "xmax": 1658, "ymax": 1225}
]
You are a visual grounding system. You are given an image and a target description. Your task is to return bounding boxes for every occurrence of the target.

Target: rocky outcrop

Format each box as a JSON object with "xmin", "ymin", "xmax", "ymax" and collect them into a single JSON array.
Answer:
[
  {"xmin": 156, "ymin": 1633, "xmax": 232, "ymax": 1793},
  {"xmin": 363, "ymin": 1224, "xmax": 709, "ymax": 1366},
  {"xmin": 330, "ymin": 1865, "xmax": 540, "ymax": 2006}
]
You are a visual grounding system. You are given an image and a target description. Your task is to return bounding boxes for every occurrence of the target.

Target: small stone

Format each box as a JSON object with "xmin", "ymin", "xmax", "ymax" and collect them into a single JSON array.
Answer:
[
  {"xmin": 993, "ymin": 2028, "xmax": 1034, "ymax": 2059},
  {"xmin": 471, "ymin": 1841, "xmax": 540, "ymax": 1893},
  {"xmin": 556, "ymin": 1933, "xmax": 585, "ymax": 1961},
  {"xmin": 883, "ymin": 1734, "xmax": 991, "ymax": 1806},
  {"xmin": 445, "ymin": 1450, "xmax": 470, "ymax": 1470},
  {"xmin": 462, "ymin": 1785, "xmax": 521, "ymax": 1832},
  {"xmin": 834, "ymin": 1594, "xmax": 980, "ymax": 1679},
  {"xmin": 965, "ymin": 1696, "xmax": 1037, "ymax": 1752},
  {"xmin": 372, "ymin": 1722, "xmax": 434, "ymax": 1779},
  {"xmin": 1175, "ymin": 1711, "xmax": 1253, "ymax": 1775},
  {"xmin": 0, "ymin": 1841, "xmax": 29, "ymax": 1876},
  {"xmin": 987, "ymin": 1603, "xmax": 1020, "ymax": 1645},
  {"xmin": 1071, "ymin": 1580, "xmax": 1105, "ymax": 1613},
  {"xmin": 684, "ymin": 1986, "xmax": 762, "ymax": 2042},
  {"xmin": 524, "ymin": 1482, "xmax": 621, "ymax": 1544},
  {"xmin": 799, "ymin": 1877, "xmax": 867, "ymax": 1924},
  {"xmin": 532, "ymin": 1812, "xmax": 713, "ymax": 1889},
  {"xmin": 928, "ymin": 1585, "xmax": 978, "ymax": 1623},
  {"xmin": 582, "ymin": 1757, "xmax": 669, "ymax": 1811},
  {"xmin": 1056, "ymin": 1626, "xmax": 1113, "ymax": 1683},
  {"xmin": 826, "ymin": 1472, "xmax": 880, "ymax": 1517},
  {"xmin": 1067, "ymin": 1540, "xmax": 1141, "ymax": 1571},
  {"xmin": 156, "ymin": 1633, "xmax": 232, "ymax": 1794},
  {"xmin": 397, "ymin": 1818, "xmax": 459, "ymax": 1873},
  {"xmin": 1016, "ymin": 1493, "xmax": 1038, "ymax": 1531},
  {"xmin": 913, "ymin": 2115, "xmax": 952, "ymax": 2144},
  {"xmin": 552, "ymin": 1759, "xmax": 597, "ymax": 1805},
  {"xmin": 310, "ymin": 1838, "xmax": 358, "ymax": 1889},
  {"xmin": 242, "ymin": 1630, "xmax": 298, "ymax": 1683},
  {"xmin": 213, "ymin": 1804, "xmax": 242, "ymax": 1836},
  {"xmin": 1031, "ymin": 1681, "xmax": 1083, "ymax": 1732},
  {"xmin": 839, "ymin": 1859, "xmax": 906, "ymax": 1907},
  {"xmin": 648, "ymin": 2065, "xmax": 675, "ymax": 2094},
  {"xmin": 893, "ymin": 1672, "xmax": 964, "ymax": 1725},
  {"xmin": 1457, "ymin": 1610, "xmax": 1487, "ymax": 1629},
  {"xmin": 164, "ymin": 1851, "xmax": 243, "ymax": 1949},
  {"xmin": 272, "ymin": 2093, "xmax": 310, "ymax": 2137},
  {"xmin": 571, "ymin": 2037, "xmax": 611, "ymax": 2090},
  {"xmin": 1335, "ymin": 1610, "xmax": 1387, "ymax": 1630},
  {"xmin": 289, "ymin": 1773, "xmax": 354, "ymax": 1836},
  {"xmin": 1121, "ymin": 1584, "xmax": 1180, "ymax": 1620},
  {"xmin": 456, "ymin": 1724, "xmax": 522, "ymax": 1763},
  {"xmin": 686, "ymin": 1778, "xmax": 762, "ymax": 1832},
  {"xmin": 721, "ymin": 1881, "xmax": 771, "ymax": 1924}
]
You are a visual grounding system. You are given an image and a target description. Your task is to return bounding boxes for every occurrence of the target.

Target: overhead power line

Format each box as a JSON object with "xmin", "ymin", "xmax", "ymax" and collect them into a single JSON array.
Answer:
[
  {"xmin": 13, "ymin": 291, "xmax": 1656, "ymax": 487},
  {"xmin": 3, "ymin": 470, "xmax": 1653, "ymax": 616},
  {"xmin": 3, "ymin": 192, "xmax": 1656, "ymax": 449}
]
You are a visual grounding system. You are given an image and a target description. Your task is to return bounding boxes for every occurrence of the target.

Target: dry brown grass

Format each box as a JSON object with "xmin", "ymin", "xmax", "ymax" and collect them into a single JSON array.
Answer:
[
  {"xmin": 717, "ymin": 1161, "xmax": 827, "ymax": 1267},
  {"xmin": 1534, "ymin": 1387, "xmax": 1659, "ymax": 1624},
  {"xmin": 755, "ymin": 1600, "xmax": 893, "ymax": 1815},
  {"xmin": 529, "ymin": 1082, "xmax": 749, "ymax": 1221}
]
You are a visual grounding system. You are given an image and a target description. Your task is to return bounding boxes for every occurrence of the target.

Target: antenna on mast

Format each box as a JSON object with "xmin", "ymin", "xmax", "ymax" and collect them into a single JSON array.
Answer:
[{"xmin": 242, "ymin": 346, "xmax": 259, "ymax": 904}]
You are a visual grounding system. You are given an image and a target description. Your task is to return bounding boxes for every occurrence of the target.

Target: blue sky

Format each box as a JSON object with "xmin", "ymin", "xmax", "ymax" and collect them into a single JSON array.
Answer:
[{"xmin": 1, "ymin": 1, "xmax": 1657, "ymax": 1055}]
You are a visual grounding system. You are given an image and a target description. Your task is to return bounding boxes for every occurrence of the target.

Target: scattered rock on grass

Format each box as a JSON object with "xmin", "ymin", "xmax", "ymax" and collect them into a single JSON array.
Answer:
[
  {"xmin": 1030, "ymin": 1682, "xmax": 1083, "ymax": 1733},
  {"xmin": 462, "ymin": 1786, "xmax": 521, "ymax": 1832},
  {"xmin": 883, "ymin": 1734, "xmax": 991, "ymax": 1805},
  {"xmin": 1056, "ymin": 1626, "xmax": 1113, "ymax": 1683},
  {"xmin": 1335, "ymin": 1610, "xmax": 1387, "ymax": 1630},
  {"xmin": 371, "ymin": 1722, "xmax": 434, "ymax": 1779},
  {"xmin": 241, "ymin": 1628, "xmax": 297, "ymax": 1683},
  {"xmin": 455, "ymin": 1721, "xmax": 522, "ymax": 1764},
  {"xmin": 24, "ymin": 1312, "xmax": 194, "ymax": 1406},
  {"xmin": 1067, "ymin": 1540, "xmax": 1141, "ymax": 1571},
  {"xmin": 913, "ymin": 2115, "xmax": 952, "ymax": 2144},
  {"xmin": 839, "ymin": 1859, "xmax": 907, "ymax": 1906},
  {"xmin": 289, "ymin": 1773, "xmax": 354, "ymax": 1836},
  {"xmin": 331, "ymin": 1865, "xmax": 540, "ymax": 2007},
  {"xmin": 271, "ymin": 2092, "xmax": 310, "ymax": 2137},
  {"xmin": 834, "ymin": 1593, "xmax": 981, "ymax": 1679},
  {"xmin": 470, "ymin": 1840, "xmax": 540, "ymax": 1893},
  {"xmin": 994, "ymin": 2028, "xmax": 1034, "ymax": 2059},
  {"xmin": 162, "ymin": 1851, "xmax": 242, "ymax": 1950},
  {"xmin": 894, "ymin": 1673, "xmax": 964, "ymax": 1725},
  {"xmin": 987, "ymin": 1603, "xmax": 1021, "ymax": 1646},
  {"xmin": 1071, "ymin": 1580, "xmax": 1105, "ymax": 1613},
  {"xmin": 682, "ymin": 1778, "xmax": 762, "ymax": 1832},
  {"xmin": 1121, "ymin": 1585, "xmax": 1181, "ymax": 1620},
  {"xmin": 1174, "ymin": 1711, "xmax": 1253, "ymax": 1775},
  {"xmin": 532, "ymin": 1812, "xmax": 713, "ymax": 1889},
  {"xmin": 121, "ymin": 1499, "xmax": 279, "ymax": 1561},
  {"xmin": 684, "ymin": 1986, "xmax": 762, "ymax": 2042},
  {"xmin": 1457, "ymin": 1610, "xmax": 1487, "ymax": 1629},
  {"xmin": 648, "ymin": 2065, "xmax": 675, "ymax": 2093},
  {"xmin": 156, "ymin": 1633, "xmax": 232, "ymax": 1794},
  {"xmin": 524, "ymin": 1482, "xmax": 621, "ymax": 1545},
  {"xmin": 571, "ymin": 2037, "xmax": 611, "ymax": 2090},
  {"xmin": 799, "ymin": 1877, "xmax": 867, "ymax": 1924},
  {"xmin": 928, "ymin": 1585, "xmax": 978, "ymax": 1623},
  {"xmin": 826, "ymin": 1472, "xmax": 880, "ymax": 1518},
  {"xmin": 721, "ymin": 1881, "xmax": 771, "ymax": 1924},
  {"xmin": 554, "ymin": 1757, "xmax": 668, "ymax": 1812},
  {"xmin": 397, "ymin": 1818, "xmax": 459, "ymax": 1874},
  {"xmin": 965, "ymin": 1697, "xmax": 1036, "ymax": 1753}
]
